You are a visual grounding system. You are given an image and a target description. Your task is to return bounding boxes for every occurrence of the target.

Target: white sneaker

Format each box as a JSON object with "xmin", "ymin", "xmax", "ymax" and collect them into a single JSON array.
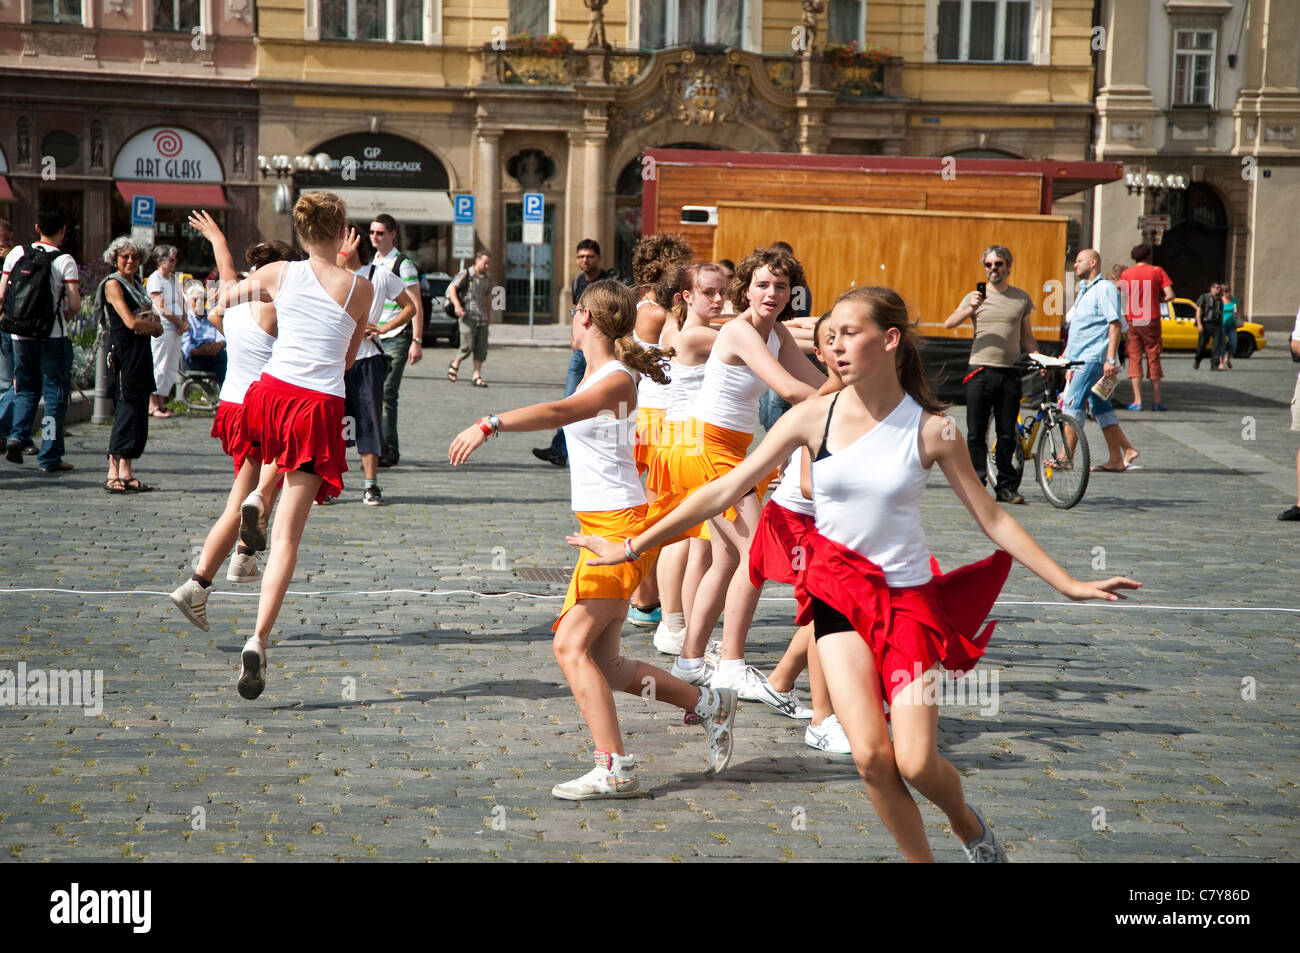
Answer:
[
  {"xmin": 696, "ymin": 687, "xmax": 738, "ymax": 775},
  {"xmin": 237, "ymin": 636, "xmax": 266, "ymax": 701},
  {"xmin": 704, "ymin": 638, "xmax": 723, "ymax": 665},
  {"xmin": 652, "ymin": 621, "xmax": 686, "ymax": 655},
  {"xmin": 226, "ymin": 552, "xmax": 262, "ymax": 584},
  {"xmin": 169, "ymin": 578, "xmax": 211, "ymax": 633},
  {"xmin": 552, "ymin": 752, "xmax": 639, "ymax": 800},
  {"xmin": 670, "ymin": 657, "xmax": 715, "ymax": 686},
  {"xmin": 239, "ymin": 491, "xmax": 269, "ymax": 552},
  {"xmin": 711, "ymin": 665, "xmax": 813, "ymax": 718},
  {"xmin": 804, "ymin": 714, "xmax": 853, "ymax": 753}
]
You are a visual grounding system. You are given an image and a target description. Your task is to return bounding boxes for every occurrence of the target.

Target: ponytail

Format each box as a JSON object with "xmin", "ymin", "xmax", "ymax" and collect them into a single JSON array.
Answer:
[
  {"xmin": 832, "ymin": 286, "xmax": 946, "ymax": 415},
  {"xmin": 615, "ymin": 334, "xmax": 675, "ymax": 386}
]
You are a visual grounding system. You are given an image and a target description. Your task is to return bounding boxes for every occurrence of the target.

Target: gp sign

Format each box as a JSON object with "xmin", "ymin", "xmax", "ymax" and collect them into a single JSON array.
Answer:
[{"xmin": 131, "ymin": 195, "xmax": 155, "ymax": 228}]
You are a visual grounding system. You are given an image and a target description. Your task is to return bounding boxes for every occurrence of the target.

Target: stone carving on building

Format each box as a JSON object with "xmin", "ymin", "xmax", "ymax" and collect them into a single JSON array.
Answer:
[
  {"xmin": 1111, "ymin": 122, "xmax": 1145, "ymax": 141},
  {"xmin": 17, "ymin": 116, "xmax": 31, "ymax": 166},
  {"xmin": 584, "ymin": 0, "xmax": 609, "ymax": 50},
  {"xmin": 506, "ymin": 149, "xmax": 557, "ymax": 189},
  {"xmin": 1265, "ymin": 125, "xmax": 1297, "ymax": 142},
  {"xmin": 91, "ymin": 121, "xmax": 105, "ymax": 169},
  {"xmin": 226, "ymin": 0, "xmax": 252, "ymax": 25},
  {"xmin": 143, "ymin": 36, "xmax": 213, "ymax": 66},
  {"xmin": 233, "ymin": 127, "xmax": 246, "ymax": 174},
  {"xmin": 23, "ymin": 31, "xmax": 97, "ymax": 58},
  {"xmin": 105, "ymin": 0, "xmax": 133, "ymax": 17}
]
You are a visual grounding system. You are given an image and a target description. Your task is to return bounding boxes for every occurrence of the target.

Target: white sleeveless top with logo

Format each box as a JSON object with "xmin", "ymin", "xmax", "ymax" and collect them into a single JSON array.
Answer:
[
  {"xmin": 218, "ymin": 302, "xmax": 275, "ymax": 405},
  {"xmin": 769, "ymin": 448, "xmax": 815, "ymax": 517},
  {"xmin": 563, "ymin": 360, "xmax": 647, "ymax": 513},
  {"xmin": 812, "ymin": 394, "xmax": 932, "ymax": 587},
  {"xmin": 692, "ymin": 327, "xmax": 781, "ymax": 433},
  {"xmin": 633, "ymin": 327, "xmax": 670, "ymax": 411},
  {"xmin": 262, "ymin": 260, "xmax": 361, "ymax": 397}
]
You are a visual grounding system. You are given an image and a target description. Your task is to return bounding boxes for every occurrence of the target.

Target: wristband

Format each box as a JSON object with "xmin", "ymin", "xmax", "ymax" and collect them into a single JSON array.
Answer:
[
  {"xmin": 623, "ymin": 539, "xmax": 639, "ymax": 563},
  {"xmin": 477, "ymin": 418, "xmax": 493, "ymax": 437}
]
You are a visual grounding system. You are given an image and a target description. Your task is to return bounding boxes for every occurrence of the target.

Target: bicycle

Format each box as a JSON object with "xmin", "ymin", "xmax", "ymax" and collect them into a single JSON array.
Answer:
[
  {"xmin": 986, "ymin": 356, "xmax": 1090, "ymax": 509},
  {"xmin": 175, "ymin": 367, "xmax": 221, "ymax": 414}
]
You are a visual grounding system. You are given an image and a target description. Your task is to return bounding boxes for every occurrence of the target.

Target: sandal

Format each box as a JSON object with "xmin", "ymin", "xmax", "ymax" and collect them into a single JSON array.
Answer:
[
  {"xmin": 121, "ymin": 477, "xmax": 156, "ymax": 492},
  {"xmin": 473, "ymin": 376, "xmax": 488, "ymax": 388},
  {"xmin": 1090, "ymin": 463, "xmax": 1127, "ymax": 473},
  {"xmin": 149, "ymin": 408, "xmax": 175, "ymax": 419},
  {"xmin": 104, "ymin": 478, "xmax": 127, "ymax": 494},
  {"xmin": 447, "ymin": 363, "xmax": 459, "ymax": 383}
]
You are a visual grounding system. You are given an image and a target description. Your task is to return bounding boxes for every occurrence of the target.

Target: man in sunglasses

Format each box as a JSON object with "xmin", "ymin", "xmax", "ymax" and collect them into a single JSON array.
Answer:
[{"xmin": 944, "ymin": 244, "xmax": 1037, "ymax": 504}]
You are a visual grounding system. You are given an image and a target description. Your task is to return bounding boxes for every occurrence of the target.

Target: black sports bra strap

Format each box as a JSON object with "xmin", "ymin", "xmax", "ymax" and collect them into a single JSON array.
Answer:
[{"xmin": 815, "ymin": 393, "xmax": 841, "ymax": 462}]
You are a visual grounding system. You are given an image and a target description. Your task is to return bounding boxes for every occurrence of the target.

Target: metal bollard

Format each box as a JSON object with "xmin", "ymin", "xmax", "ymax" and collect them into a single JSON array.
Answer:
[{"xmin": 92, "ymin": 331, "xmax": 113, "ymax": 424}]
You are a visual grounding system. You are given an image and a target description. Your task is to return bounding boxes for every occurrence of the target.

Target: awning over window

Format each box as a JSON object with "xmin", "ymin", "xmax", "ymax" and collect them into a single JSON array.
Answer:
[
  {"xmin": 116, "ymin": 181, "xmax": 231, "ymax": 208},
  {"xmin": 328, "ymin": 188, "xmax": 455, "ymax": 225},
  {"xmin": 0, "ymin": 178, "xmax": 13, "ymax": 201}
]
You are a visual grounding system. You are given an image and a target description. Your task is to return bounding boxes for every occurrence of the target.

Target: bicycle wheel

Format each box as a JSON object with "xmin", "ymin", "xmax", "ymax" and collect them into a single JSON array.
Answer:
[
  {"xmin": 986, "ymin": 415, "xmax": 1025, "ymax": 485},
  {"xmin": 181, "ymin": 378, "xmax": 220, "ymax": 413},
  {"xmin": 1035, "ymin": 410, "xmax": 1089, "ymax": 508}
]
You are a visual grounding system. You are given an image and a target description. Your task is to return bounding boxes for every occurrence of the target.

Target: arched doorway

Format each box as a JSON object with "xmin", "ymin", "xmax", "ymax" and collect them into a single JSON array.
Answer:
[
  {"xmin": 1153, "ymin": 182, "xmax": 1228, "ymax": 299},
  {"xmin": 614, "ymin": 141, "xmax": 724, "ymax": 278}
]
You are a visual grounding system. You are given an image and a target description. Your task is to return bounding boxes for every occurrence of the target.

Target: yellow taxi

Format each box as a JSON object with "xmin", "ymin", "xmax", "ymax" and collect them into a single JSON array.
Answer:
[{"xmin": 1160, "ymin": 298, "xmax": 1266, "ymax": 357}]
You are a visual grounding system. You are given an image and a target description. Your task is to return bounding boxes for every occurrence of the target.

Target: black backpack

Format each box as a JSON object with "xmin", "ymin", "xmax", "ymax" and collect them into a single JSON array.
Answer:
[
  {"xmin": 444, "ymin": 269, "xmax": 470, "ymax": 318},
  {"xmin": 2, "ymin": 244, "xmax": 65, "ymax": 338}
]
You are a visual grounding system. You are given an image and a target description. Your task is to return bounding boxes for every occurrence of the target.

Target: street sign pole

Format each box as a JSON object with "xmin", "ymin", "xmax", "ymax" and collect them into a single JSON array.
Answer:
[
  {"xmin": 528, "ymin": 245, "xmax": 535, "ymax": 338},
  {"xmin": 522, "ymin": 192, "xmax": 544, "ymax": 340}
]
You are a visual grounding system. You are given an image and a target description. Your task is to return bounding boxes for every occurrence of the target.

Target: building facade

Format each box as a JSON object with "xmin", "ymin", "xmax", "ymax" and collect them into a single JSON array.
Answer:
[
  {"xmin": 1093, "ymin": 0, "xmax": 1300, "ymax": 328},
  {"xmin": 4, "ymin": 0, "xmax": 1101, "ymax": 320}
]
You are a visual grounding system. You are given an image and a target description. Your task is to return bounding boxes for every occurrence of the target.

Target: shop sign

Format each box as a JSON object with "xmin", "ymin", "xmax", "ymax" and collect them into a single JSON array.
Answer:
[
  {"xmin": 113, "ymin": 127, "xmax": 223, "ymax": 182},
  {"xmin": 295, "ymin": 133, "xmax": 449, "ymax": 190}
]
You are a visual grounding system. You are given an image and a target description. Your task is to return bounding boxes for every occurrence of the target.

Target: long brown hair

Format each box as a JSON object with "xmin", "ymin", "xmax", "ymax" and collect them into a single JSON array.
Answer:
[
  {"xmin": 731, "ymin": 246, "xmax": 806, "ymax": 318},
  {"xmin": 580, "ymin": 279, "xmax": 675, "ymax": 385},
  {"xmin": 671, "ymin": 262, "xmax": 725, "ymax": 329},
  {"xmin": 833, "ymin": 286, "xmax": 945, "ymax": 415}
]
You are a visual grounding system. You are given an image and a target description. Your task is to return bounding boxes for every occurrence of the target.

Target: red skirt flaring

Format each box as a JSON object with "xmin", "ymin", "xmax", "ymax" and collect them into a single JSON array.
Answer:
[{"xmin": 242, "ymin": 374, "xmax": 347, "ymax": 504}]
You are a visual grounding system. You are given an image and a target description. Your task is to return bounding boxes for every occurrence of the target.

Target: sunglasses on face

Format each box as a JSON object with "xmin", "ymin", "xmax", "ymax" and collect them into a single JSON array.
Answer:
[{"xmin": 983, "ymin": 261, "xmax": 1007, "ymax": 268}]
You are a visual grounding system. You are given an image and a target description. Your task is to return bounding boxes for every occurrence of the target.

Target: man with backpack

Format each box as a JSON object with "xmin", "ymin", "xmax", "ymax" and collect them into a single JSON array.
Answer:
[
  {"xmin": 0, "ymin": 206, "xmax": 80, "ymax": 472},
  {"xmin": 368, "ymin": 214, "xmax": 423, "ymax": 468}
]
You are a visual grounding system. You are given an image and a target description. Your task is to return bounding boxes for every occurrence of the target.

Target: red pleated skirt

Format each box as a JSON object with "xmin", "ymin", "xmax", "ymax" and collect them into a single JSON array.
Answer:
[
  {"xmin": 211, "ymin": 400, "xmax": 259, "ymax": 475},
  {"xmin": 748, "ymin": 500, "xmax": 814, "ymax": 587},
  {"xmin": 242, "ymin": 374, "xmax": 347, "ymax": 504}
]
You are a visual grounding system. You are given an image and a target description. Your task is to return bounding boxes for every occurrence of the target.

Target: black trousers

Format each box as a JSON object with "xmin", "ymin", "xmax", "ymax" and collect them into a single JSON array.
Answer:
[
  {"xmin": 109, "ymin": 397, "xmax": 149, "ymax": 459},
  {"xmin": 1196, "ymin": 322, "xmax": 1225, "ymax": 366},
  {"xmin": 966, "ymin": 365, "xmax": 1022, "ymax": 494}
]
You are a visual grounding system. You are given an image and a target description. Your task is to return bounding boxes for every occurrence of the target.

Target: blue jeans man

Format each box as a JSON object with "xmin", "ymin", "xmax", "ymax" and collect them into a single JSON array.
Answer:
[
  {"xmin": 8, "ymin": 336, "xmax": 74, "ymax": 470},
  {"xmin": 535, "ymin": 348, "xmax": 586, "ymax": 465},
  {"xmin": 0, "ymin": 330, "xmax": 18, "ymax": 447}
]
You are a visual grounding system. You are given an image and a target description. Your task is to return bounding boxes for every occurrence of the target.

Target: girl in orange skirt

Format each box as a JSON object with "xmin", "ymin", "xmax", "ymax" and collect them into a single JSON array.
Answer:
[
  {"xmin": 573, "ymin": 286, "xmax": 1140, "ymax": 861},
  {"xmin": 450, "ymin": 279, "xmax": 738, "ymax": 800},
  {"xmin": 218, "ymin": 191, "xmax": 373, "ymax": 701}
]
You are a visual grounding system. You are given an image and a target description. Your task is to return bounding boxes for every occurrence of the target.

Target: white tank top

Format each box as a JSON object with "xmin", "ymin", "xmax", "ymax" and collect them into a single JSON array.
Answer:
[
  {"xmin": 666, "ymin": 358, "xmax": 707, "ymax": 423},
  {"xmin": 562, "ymin": 360, "xmax": 647, "ymax": 512},
  {"xmin": 262, "ymin": 260, "xmax": 360, "ymax": 397},
  {"xmin": 692, "ymin": 327, "xmax": 781, "ymax": 433},
  {"xmin": 770, "ymin": 448, "xmax": 814, "ymax": 517},
  {"xmin": 812, "ymin": 394, "xmax": 933, "ymax": 587},
  {"xmin": 633, "ymin": 330, "xmax": 669, "ymax": 410},
  {"xmin": 218, "ymin": 302, "xmax": 275, "ymax": 405}
]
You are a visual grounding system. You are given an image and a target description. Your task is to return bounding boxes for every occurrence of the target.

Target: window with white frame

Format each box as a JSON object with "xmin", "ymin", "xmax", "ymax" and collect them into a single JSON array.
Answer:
[
  {"xmin": 31, "ymin": 0, "xmax": 83, "ymax": 23},
  {"xmin": 1172, "ymin": 29, "xmax": 1216, "ymax": 106},
  {"xmin": 937, "ymin": 0, "xmax": 1033, "ymax": 62},
  {"xmin": 154, "ymin": 0, "xmax": 201, "ymax": 32},
  {"xmin": 320, "ymin": 0, "xmax": 424, "ymax": 42},
  {"xmin": 827, "ymin": 0, "xmax": 866, "ymax": 46},
  {"xmin": 640, "ymin": 0, "xmax": 747, "ymax": 50},
  {"xmin": 509, "ymin": 0, "xmax": 551, "ymax": 36}
]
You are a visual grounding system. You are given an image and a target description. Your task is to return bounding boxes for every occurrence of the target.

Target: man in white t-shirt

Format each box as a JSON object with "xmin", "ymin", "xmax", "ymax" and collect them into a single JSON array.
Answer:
[
  {"xmin": 0, "ymin": 206, "xmax": 81, "ymax": 472},
  {"xmin": 1280, "ymin": 307, "xmax": 1300, "ymax": 521},
  {"xmin": 367, "ymin": 214, "xmax": 423, "ymax": 468}
]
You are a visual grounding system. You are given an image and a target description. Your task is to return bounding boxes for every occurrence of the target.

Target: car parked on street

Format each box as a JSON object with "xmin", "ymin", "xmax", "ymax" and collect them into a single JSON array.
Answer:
[
  {"xmin": 420, "ymin": 272, "xmax": 458, "ymax": 347},
  {"xmin": 1160, "ymin": 297, "xmax": 1265, "ymax": 357}
]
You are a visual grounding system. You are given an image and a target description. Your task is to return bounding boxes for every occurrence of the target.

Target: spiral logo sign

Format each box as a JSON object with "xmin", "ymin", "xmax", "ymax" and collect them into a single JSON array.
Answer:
[{"xmin": 153, "ymin": 129, "xmax": 184, "ymax": 157}]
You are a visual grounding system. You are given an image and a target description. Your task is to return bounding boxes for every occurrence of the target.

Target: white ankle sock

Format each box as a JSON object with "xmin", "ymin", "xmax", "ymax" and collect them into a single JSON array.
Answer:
[
  {"xmin": 676, "ymin": 656, "xmax": 704, "ymax": 671},
  {"xmin": 718, "ymin": 659, "xmax": 744, "ymax": 677}
]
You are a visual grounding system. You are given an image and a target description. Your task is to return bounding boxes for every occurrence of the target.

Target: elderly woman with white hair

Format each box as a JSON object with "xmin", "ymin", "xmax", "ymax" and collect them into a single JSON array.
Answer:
[
  {"xmin": 96, "ymin": 236, "xmax": 164, "ymax": 492},
  {"xmin": 146, "ymin": 243, "xmax": 188, "ymax": 418}
]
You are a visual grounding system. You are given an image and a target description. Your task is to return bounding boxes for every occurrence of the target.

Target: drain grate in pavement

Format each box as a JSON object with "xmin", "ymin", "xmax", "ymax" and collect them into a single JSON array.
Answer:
[{"xmin": 514, "ymin": 567, "xmax": 573, "ymax": 583}]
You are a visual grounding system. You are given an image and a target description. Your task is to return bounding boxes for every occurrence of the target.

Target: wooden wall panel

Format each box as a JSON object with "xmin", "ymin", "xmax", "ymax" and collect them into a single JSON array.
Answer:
[{"xmin": 713, "ymin": 203, "xmax": 1067, "ymax": 341}]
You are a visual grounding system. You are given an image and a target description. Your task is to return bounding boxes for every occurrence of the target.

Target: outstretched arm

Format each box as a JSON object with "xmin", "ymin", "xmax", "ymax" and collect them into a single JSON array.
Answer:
[
  {"xmin": 569, "ymin": 401, "xmax": 821, "ymax": 565},
  {"xmin": 922, "ymin": 413, "xmax": 1140, "ymax": 601},
  {"xmin": 220, "ymin": 261, "xmax": 284, "ymax": 310},
  {"xmin": 189, "ymin": 210, "xmax": 238, "ymax": 285}
]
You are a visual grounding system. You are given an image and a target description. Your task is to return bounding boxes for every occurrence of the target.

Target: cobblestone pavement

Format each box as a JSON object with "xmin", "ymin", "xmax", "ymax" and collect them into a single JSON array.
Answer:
[{"xmin": 1, "ymin": 342, "xmax": 1296, "ymax": 863}]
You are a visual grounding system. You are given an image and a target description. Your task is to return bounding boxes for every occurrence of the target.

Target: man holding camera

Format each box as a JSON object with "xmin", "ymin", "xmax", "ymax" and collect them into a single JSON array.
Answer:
[{"xmin": 944, "ymin": 244, "xmax": 1037, "ymax": 504}]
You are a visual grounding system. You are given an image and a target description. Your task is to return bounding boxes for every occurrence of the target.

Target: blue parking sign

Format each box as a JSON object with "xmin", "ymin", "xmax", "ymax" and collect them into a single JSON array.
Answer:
[
  {"xmin": 454, "ymin": 194, "xmax": 475, "ymax": 224},
  {"xmin": 523, "ymin": 192, "xmax": 544, "ymax": 223},
  {"xmin": 131, "ymin": 195, "xmax": 155, "ymax": 228}
]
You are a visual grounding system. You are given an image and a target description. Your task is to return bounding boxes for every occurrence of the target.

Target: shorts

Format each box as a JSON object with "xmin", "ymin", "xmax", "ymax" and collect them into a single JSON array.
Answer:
[
  {"xmin": 748, "ymin": 501, "xmax": 814, "ymax": 587},
  {"xmin": 343, "ymin": 353, "xmax": 385, "ymax": 457},
  {"xmin": 555, "ymin": 506, "xmax": 655, "ymax": 630},
  {"xmin": 242, "ymin": 373, "xmax": 347, "ymax": 504},
  {"xmin": 211, "ymin": 400, "xmax": 259, "ymax": 474},
  {"xmin": 1125, "ymin": 325, "xmax": 1163, "ymax": 380},
  {"xmin": 670, "ymin": 418, "xmax": 777, "ymax": 528}
]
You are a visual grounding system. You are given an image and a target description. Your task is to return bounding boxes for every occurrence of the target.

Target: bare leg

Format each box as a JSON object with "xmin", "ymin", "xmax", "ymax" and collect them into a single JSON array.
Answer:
[
  {"xmin": 252, "ymin": 469, "xmax": 322, "ymax": 642},
  {"xmin": 1100, "ymin": 423, "xmax": 1130, "ymax": 469},
  {"xmin": 656, "ymin": 538, "xmax": 689, "ymax": 615},
  {"xmin": 681, "ymin": 501, "xmax": 758, "ymax": 660},
  {"xmin": 806, "ymin": 633, "xmax": 832, "ymax": 723},
  {"xmin": 195, "ymin": 458, "xmax": 259, "ymax": 580},
  {"xmin": 1151, "ymin": 378, "xmax": 1163, "ymax": 406},
  {"xmin": 1127, "ymin": 376, "xmax": 1142, "ymax": 406},
  {"xmin": 768, "ymin": 623, "xmax": 810, "ymax": 692},
  {"xmin": 681, "ymin": 536, "xmax": 711, "ymax": 621},
  {"xmin": 361, "ymin": 452, "xmax": 378, "ymax": 481}
]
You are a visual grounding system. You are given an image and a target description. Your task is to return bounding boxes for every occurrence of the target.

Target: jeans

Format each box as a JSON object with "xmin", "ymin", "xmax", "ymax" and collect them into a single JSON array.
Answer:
[
  {"xmin": 965, "ymin": 365, "xmax": 1022, "ymax": 494},
  {"xmin": 184, "ymin": 350, "xmax": 228, "ymax": 385},
  {"xmin": 1062, "ymin": 359, "xmax": 1119, "ymax": 431},
  {"xmin": 1196, "ymin": 323, "xmax": 1225, "ymax": 366},
  {"xmin": 759, "ymin": 389, "xmax": 792, "ymax": 432},
  {"xmin": 0, "ymin": 331, "xmax": 15, "ymax": 441},
  {"xmin": 547, "ymin": 348, "xmax": 587, "ymax": 458},
  {"xmin": 380, "ymin": 330, "xmax": 411, "ymax": 459},
  {"xmin": 9, "ymin": 336, "xmax": 74, "ymax": 467}
]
